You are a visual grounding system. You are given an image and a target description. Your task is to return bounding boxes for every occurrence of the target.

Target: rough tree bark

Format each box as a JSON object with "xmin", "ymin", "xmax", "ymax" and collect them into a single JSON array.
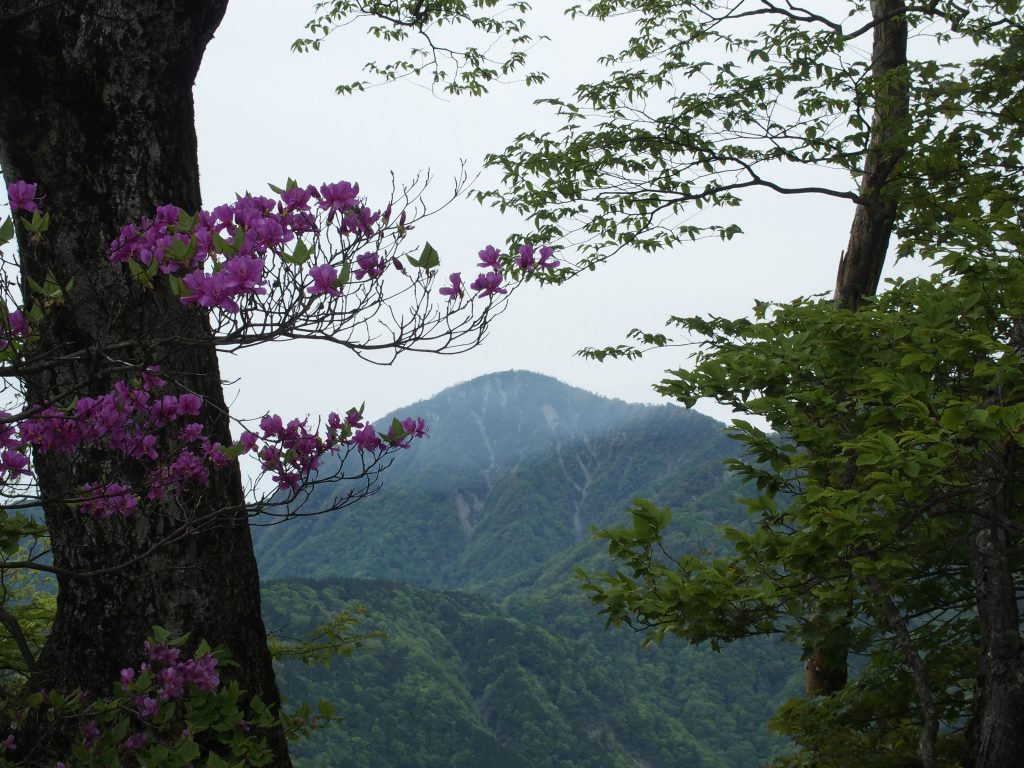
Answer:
[{"xmin": 0, "ymin": 1, "xmax": 290, "ymax": 763}]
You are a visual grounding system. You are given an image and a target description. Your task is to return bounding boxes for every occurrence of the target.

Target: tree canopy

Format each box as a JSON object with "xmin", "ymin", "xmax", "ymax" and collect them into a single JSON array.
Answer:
[
  {"xmin": 585, "ymin": 248, "xmax": 1024, "ymax": 766},
  {"xmin": 300, "ymin": 1, "xmax": 1021, "ymax": 278}
]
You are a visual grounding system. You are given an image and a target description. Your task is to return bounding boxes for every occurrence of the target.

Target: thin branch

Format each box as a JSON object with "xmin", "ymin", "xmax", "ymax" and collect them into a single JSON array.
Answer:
[{"xmin": 0, "ymin": 602, "xmax": 37, "ymax": 675}]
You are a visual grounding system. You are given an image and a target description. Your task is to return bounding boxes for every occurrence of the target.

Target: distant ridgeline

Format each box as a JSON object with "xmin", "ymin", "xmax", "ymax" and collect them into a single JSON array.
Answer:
[{"xmin": 254, "ymin": 371, "xmax": 800, "ymax": 767}]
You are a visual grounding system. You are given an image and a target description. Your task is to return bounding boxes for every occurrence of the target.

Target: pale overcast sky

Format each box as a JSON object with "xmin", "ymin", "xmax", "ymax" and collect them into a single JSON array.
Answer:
[{"xmin": 196, "ymin": 0, "xmax": 916, "ymax": 427}]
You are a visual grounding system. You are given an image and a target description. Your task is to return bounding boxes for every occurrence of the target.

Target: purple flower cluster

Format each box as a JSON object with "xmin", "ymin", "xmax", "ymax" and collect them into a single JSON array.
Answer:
[
  {"xmin": 513, "ymin": 244, "xmax": 559, "ymax": 272},
  {"xmin": 477, "ymin": 245, "xmax": 501, "ymax": 270},
  {"xmin": 0, "ymin": 184, "xmax": 436, "ymax": 529},
  {"xmin": 439, "ymin": 272, "xmax": 463, "ymax": 300},
  {"xmin": 393, "ymin": 417, "xmax": 427, "ymax": 444},
  {"xmin": 354, "ymin": 251, "xmax": 384, "ymax": 279},
  {"xmin": 128, "ymin": 640, "xmax": 219, "ymax": 701},
  {"xmin": 17, "ymin": 637, "xmax": 225, "ymax": 764},
  {"xmin": 469, "ymin": 271, "xmax": 506, "ymax": 298},
  {"xmin": 0, "ymin": 369, "xmax": 228, "ymax": 518},
  {"xmin": 124, "ymin": 732, "xmax": 148, "ymax": 751},
  {"xmin": 111, "ymin": 197, "xmax": 278, "ymax": 312},
  {"xmin": 308, "ymin": 263, "xmax": 341, "ymax": 297},
  {"xmin": 110, "ymin": 180, "xmax": 391, "ymax": 313},
  {"xmin": 109, "ymin": 639, "xmax": 220, "ymax": 755},
  {"xmin": 106, "ymin": 177, "xmax": 559, "ymax": 320},
  {"xmin": 182, "ymin": 254, "xmax": 267, "ymax": 313},
  {"xmin": 79, "ymin": 482, "xmax": 139, "ymax": 520},
  {"xmin": 318, "ymin": 181, "xmax": 380, "ymax": 234},
  {"xmin": 470, "ymin": 245, "xmax": 508, "ymax": 298},
  {"xmin": 249, "ymin": 413, "xmax": 326, "ymax": 492},
  {"xmin": 0, "ymin": 309, "xmax": 29, "ymax": 353},
  {"xmin": 243, "ymin": 408, "xmax": 427, "ymax": 491},
  {"xmin": 441, "ymin": 243, "xmax": 558, "ymax": 302},
  {"xmin": 109, "ymin": 203, "xmax": 191, "ymax": 272},
  {"xmin": 349, "ymin": 422, "xmax": 381, "ymax": 453},
  {"xmin": 0, "ymin": 361, "xmax": 429, "ymax": 518},
  {"xmin": 155, "ymin": 652, "xmax": 219, "ymax": 701},
  {"xmin": 352, "ymin": 416, "xmax": 426, "ymax": 452}
]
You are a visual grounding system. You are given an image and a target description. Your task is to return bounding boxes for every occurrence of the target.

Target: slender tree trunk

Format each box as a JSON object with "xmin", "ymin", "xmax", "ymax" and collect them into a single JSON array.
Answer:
[
  {"xmin": 870, "ymin": 581, "xmax": 939, "ymax": 768},
  {"xmin": 0, "ymin": 2, "xmax": 290, "ymax": 764},
  {"xmin": 805, "ymin": 0, "xmax": 911, "ymax": 702},
  {"xmin": 964, "ymin": 449, "xmax": 1024, "ymax": 768},
  {"xmin": 834, "ymin": 0, "xmax": 909, "ymax": 311}
]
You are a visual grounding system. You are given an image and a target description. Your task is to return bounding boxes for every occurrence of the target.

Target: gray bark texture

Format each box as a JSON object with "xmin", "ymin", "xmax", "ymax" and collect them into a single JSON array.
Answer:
[{"xmin": 0, "ymin": 1, "xmax": 290, "ymax": 764}]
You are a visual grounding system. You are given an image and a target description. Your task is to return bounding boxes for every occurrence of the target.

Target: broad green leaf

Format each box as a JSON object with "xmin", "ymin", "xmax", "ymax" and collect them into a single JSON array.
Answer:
[{"xmin": 409, "ymin": 242, "xmax": 440, "ymax": 270}]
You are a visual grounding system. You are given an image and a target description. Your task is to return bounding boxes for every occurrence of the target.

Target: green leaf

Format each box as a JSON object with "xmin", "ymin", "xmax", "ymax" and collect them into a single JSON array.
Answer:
[
  {"xmin": 176, "ymin": 210, "xmax": 197, "ymax": 231},
  {"xmin": 388, "ymin": 417, "xmax": 406, "ymax": 441},
  {"xmin": 168, "ymin": 274, "xmax": 187, "ymax": 297},
  {"xmin": 283, "ymin": 238, "xmax": 310, "ymax": 265},
  {"xmin": 409, "ymin": 242, "xmax": 440, "ymax": 270},
  {"xmin": 21, "ymin": 211, "xmax": 49, "ymax": 234},
  {"xmin": 25, "ymin": 275, "xmax": 44, "ymax": 295},
  {"xmin": 877, "ymin": 432, "xmax": 899, "ymax": 455},
  {"xmin": 0, "ymin": 216, "xmax": 13, "ymax": 246},
  {"xmin": 212, "ymin": 232, "xmax": 238, "ymax": 257},
  {"xmin": 940, "ymin": 407, "xmax": 967, "ymax": 431}
]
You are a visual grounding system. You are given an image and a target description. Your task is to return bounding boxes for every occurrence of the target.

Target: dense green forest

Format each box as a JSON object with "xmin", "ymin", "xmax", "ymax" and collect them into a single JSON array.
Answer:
[{"xmin": 265, "ymin": 578, "xmax": 797, "ymax": 768}]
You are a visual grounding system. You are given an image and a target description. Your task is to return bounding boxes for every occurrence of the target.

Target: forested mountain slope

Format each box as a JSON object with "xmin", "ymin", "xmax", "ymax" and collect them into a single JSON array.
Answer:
[
  {"xmin": 254, "ymin": 370, "xmax": 735, "ymax": 590},
  {"xmin": 264, "ymin": 579, "xmax": 796, "ymax": 768},
  {"xmin": 256, "ymin": 372, "xmax": 800, "ymax": 767}
]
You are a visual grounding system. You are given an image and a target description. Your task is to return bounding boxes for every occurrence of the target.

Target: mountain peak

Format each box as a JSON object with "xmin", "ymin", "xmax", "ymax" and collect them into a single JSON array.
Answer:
[
  {"xmin": 255, "ymin": 370, "xmax": 733, "ymax": 589},
  {"xmin": 400, "ymin": 369, "xmax": 624, "ymax": 416},
  {"xmin": 392, "ymin": 370, "xmax": 650, "ymax": 465}
]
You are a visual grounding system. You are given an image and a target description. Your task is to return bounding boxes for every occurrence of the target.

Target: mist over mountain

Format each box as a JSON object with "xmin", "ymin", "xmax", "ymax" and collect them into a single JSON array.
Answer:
[
  {"xmin": 254, "ymin": 370, "xmax": 735, "ymax": 591},
  {"xmin": 256, "ymin": 372, "xmax": 799, "ymax": 767}
]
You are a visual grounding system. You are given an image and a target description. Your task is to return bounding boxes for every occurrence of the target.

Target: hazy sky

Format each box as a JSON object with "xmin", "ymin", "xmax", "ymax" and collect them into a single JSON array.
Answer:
[{"xmin": 195, "ymin": 0, "xmax": 915, "ymax": 427}]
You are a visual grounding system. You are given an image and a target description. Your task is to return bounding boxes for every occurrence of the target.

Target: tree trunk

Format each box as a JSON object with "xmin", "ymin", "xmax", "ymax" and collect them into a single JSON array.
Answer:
[
  {"xmin": 0, "ymin": 2, "xmax": 290, "ymax": 764},
  {"xmin": 964, "ymin": 449, "xmax": 1024, "ymax": 768},
  {"xmin": 806, "ymin": 0, "xmax": 911, "ymax": 701},
  {"xmin": 834, "ymin": 0, "xmax": 909, "ymax": 311}
]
